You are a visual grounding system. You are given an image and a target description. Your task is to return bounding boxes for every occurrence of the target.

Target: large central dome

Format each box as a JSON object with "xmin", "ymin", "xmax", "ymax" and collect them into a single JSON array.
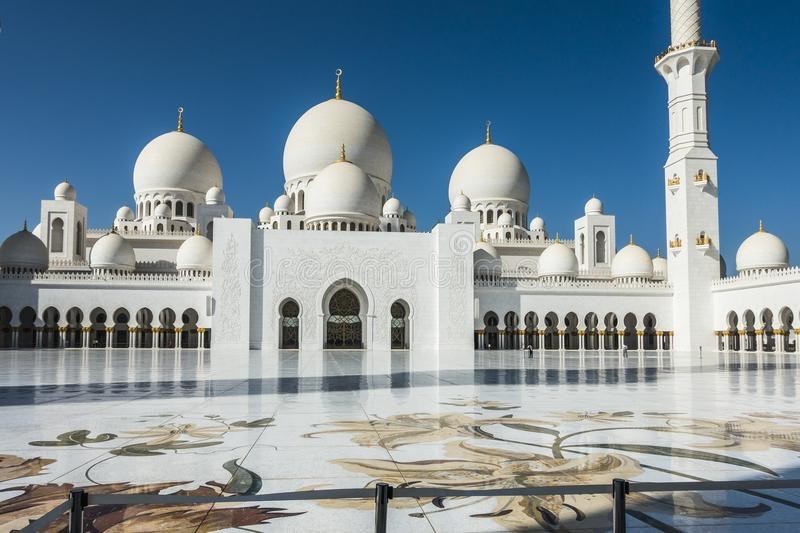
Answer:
[
  {"xmin": 133, "ymin": 131, "xmax": 223, "ymax": 194},
  {"xmin": 283, "ymin": 98, "xmax": 392, "ymax": 185},
  {"xmin": 448, "ymin": 142, "xmax": 530, "ymax": 205}
]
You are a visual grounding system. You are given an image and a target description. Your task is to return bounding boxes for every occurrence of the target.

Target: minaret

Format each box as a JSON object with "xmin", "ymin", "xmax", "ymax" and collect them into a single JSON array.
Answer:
[{"xmin": 655, "ymin": 0, "xmax": 720, "ymax": 353}]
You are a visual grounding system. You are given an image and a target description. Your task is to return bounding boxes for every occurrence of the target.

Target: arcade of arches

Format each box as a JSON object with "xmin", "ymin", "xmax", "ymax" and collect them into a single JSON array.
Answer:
[
  {"xmin": 476, "ymin": 311, "xmax": 671, "ymax": 351},
  {"xmin": 0, "ymin": 306, "xmax": 209, "ymax": 349},
  {"xmin": 720, "ymin": 307, "xmax": 799, "ymax": 353}
]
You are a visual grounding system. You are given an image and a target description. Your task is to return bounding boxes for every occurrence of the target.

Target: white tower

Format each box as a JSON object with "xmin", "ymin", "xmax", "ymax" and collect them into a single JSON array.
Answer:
[
  {"xmin": 40, "ymin": 181, "xmax": 88, "ymax": 266},
  {"xmin": 574, "ymin": 197, "xmax": 616, "ymax": 274},
  {"xmin": 655, "ymin": 0, "xmax": 720, "ymax": 352}
]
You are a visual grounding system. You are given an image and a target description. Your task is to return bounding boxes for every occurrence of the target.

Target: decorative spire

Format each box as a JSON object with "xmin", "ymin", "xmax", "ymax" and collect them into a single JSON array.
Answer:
[
  {"xmin": 759, "ymin": 220, "xmax": 764, "ymax": 232},
  {"xmin": 670, "ymin": 0, "xmax": 702, "ymax": 46},
  {"xmin": 335, "ymin": 68, "xmax": 343, "ymax": 100},
  {"xmin": 656, "ymin": 248, "xmax": 661, "ymax": 258},
  {"xmin": 629, "ymin": 234, "xmax": 634, "ymax": 245},
  {"xmin": 23, "ymin": 220, "xmax": 27, "ymax": 231},
  {"xmin": 485, "ymin": 120, "xmax": 492, "ymax": 144},
  {"xmin": 555, "ymin": 232, "xmax": 560, "ymax": 243},
  {"xmin": 177, "ymin": 106, "xmax": 185, "ymax": 132},
  {"xmin": 338, "ymin": 143, "xmax": 347, "ymax": 162}
]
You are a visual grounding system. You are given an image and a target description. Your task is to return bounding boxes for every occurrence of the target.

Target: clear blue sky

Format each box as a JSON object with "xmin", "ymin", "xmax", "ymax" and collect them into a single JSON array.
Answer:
[{"xmin": 0, "ymin": 0, "xmax": 797, "ymax": 263}]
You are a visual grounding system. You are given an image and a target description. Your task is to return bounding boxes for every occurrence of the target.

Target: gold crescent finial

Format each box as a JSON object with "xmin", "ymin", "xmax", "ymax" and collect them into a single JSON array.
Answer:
[
  {"xmin": 485, "ymin": 120, "xmax": 492, "ymax": 144},
  {"xmin": 758, "ymin": 219, "xmax": 764, "ymax": 232},
  {"xmin": 177, "ymin": 106, "xmax": 185, "ymax": 132},
  {"xmin": 335, "ymin": 68, "xmax": 343, "ymax": 100},
  {"xmin": 338, "ymin": 143, "xmax": 347, "ymax": 162}
]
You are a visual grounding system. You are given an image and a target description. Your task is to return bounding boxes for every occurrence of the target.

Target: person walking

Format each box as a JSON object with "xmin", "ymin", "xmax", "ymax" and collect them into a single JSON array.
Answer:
[
  {"xmin": 622, "ymin": 344, "xmax": 628, "ymax": 359},
  {"xmin": 526, "ymin": 345, "xmax": 533, "ymax": 358}
]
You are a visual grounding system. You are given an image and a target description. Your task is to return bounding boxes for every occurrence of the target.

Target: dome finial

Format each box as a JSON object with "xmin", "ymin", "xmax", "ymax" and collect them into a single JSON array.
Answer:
[
  {"xmin": 656, "ymin": 248, "xmax": 661, "ymax": 258},
  {"xmin": 335, "ymin": 68, "xmax": 343, "ymax": 100},
  {"xmin": 338, "ymin": 143, "xmax": 347, "ymax": 162},
  {"xmin": 177, "ymin": 106, "xmax": 185, "ymax": 132},
  {"xmin": 23, "ymin": 220, "xmax": 27, "ymax": 231},
  {"xmin": 485, "ymin": 120, "xmax": 492, "ymax": 144},
  {"xmin": 555, "ymin": 232, "xmax": 560, "ymax": 243},
  {"xmin": 629, "ymin": 234, "xmax": 634, "ymax": 245},
  {"xmin": 759, "ymin": 219, "xmax": 764, "ymax": 232}
]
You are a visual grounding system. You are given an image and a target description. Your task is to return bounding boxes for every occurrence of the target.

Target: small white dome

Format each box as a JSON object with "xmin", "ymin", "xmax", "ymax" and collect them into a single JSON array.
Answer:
[
  {"xmin": 652, "ymin": 254, "xmax": 668, "ymax": 276},
  {"xmin": 404, "ymin": 209, "xmax": 416, "ymax": 228},
  {"xmin": 448, "ymin": 143, "xmax": 530, "ymax": 205},
  {"xmin": 176, "ymin": 234, "xmax": 213, "ymax": 272},
  {"xmin": 538, "ymin": 242, "xmax": 578, "ymax": 278},
  {"xmin": 116, "ymin": 206, "xmax": 135, "ymax": 220},
  {"xmin": 90, "ymin": 232, "xmax": 135, "ymax": 271},
  {"xmin": 133, "ymin": 131, "xmax": 223, "ymax": 194},
  {"xmin": 382, "ymin": 197, "xmax": 402, "ymax": 217},
  {"xmin": 736, "ymin": 225, "xmax": 789, "ymax": 273},
  {"xmin": 258, "ymin": 204, "xmax": 274, "ymax": 224},
  {"xmin": 283, "ymin": 98, "xmax": 392, "ymax": 186},
  {"xmin": 474, "ymin": 242, "xmax": 501, "ymax": 275},
  {"xmin": 497, "ymin": 213, "xmax": 513, "ymax": 227},
  {"xmin": 530, "ymin": 216, "xmax": 545, "ymax": 231},
  {"xmin": 153, "ymin": 203, "xmax": 172, "ymax": 218},
  {"xmin": 54, "ymin": 180, "xmax": 76, "ymax": 201},
  {"xmin": 274, "ymin": 194, "xmax": 292, "ymax": 214},
  {"xmin": 612, "ymin": 242, "xmax": 654, "ymax": 279},
  {"xmin": 205, "ymin": 186, "xmax": 225, "ymax": 205},
  {"xmin": 0, "ymin": 226, "xmax": 49, "ymax": 271},
  {"xmin": 585, "ymin": 196, "xmax": 603, "ymax": 215},
  {"xmin": 451, "ymin": 191, "xmax": 471, "ymax": 212},
  {"xmin": 305, "ymin": 160, "xmax": 381, "ymax": 221}
]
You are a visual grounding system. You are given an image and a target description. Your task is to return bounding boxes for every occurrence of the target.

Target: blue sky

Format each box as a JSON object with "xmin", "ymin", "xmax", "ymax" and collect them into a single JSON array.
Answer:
[{"xmin": 0, "ymin": 0, "xmax": 797, "ymax": 263}]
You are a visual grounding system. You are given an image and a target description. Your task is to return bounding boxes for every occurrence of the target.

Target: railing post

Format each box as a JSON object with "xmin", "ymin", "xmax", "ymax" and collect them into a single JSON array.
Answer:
[
  {"xmin": 68, "ymin": 488, "xmax": 87, "ymax": 533},
  {"xmin": 612, "ymin": 478, "xmax": 629, "ymax": 533},
  {"xmin": 374, "ymin": 482, "xmax": 393, "ymax": 533}
]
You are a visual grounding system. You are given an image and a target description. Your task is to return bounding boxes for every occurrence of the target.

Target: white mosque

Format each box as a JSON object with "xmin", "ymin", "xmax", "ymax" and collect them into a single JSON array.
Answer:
[{"xmin": 0, "ymin": 0, "xmax": 797, "ymax": 355}]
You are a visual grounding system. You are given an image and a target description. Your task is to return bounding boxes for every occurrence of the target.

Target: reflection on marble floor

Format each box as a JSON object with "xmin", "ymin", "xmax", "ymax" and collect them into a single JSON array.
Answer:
[{"xmin": 1, "ymin": 349, "xmax": 800, "ymax": 531}]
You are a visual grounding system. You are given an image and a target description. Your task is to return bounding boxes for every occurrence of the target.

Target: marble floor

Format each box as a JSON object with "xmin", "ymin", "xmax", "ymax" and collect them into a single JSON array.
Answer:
[{"xmin": 1, "ymin": 348, "xmax": 800, "ymax": 531}]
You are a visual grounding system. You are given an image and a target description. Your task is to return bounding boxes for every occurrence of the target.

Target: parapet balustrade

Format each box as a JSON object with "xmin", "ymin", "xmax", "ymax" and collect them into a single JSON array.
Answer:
[
  {"xmin": 0, "ymin": 269, "xmax": 210, "ymax": 284},
  {"xmin": 713, "ymin": 266, "xmax": 800, "ymax": 288}
]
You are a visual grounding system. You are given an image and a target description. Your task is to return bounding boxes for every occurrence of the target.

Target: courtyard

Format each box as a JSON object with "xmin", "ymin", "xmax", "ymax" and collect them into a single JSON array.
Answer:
[{"xmin": 1, "ymin": 349, "xmax": 799, "ymax": 531}]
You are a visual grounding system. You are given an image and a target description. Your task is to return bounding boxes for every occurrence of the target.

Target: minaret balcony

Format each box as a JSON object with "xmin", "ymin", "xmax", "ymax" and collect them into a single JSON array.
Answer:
[
  {"xmin": 666, "ymin": 175, "xmax": 681, "ymax": 193},
  {"xmin": 668, "ymin": 238, "xmax": 683, "ymax": 254},
  {"xmin": 695, "ymin": 234, "xmax": 713, "ymax": 253},
  {"xmin": 693, "ymin": 170, "xmax": 711, "ymax": 189}
]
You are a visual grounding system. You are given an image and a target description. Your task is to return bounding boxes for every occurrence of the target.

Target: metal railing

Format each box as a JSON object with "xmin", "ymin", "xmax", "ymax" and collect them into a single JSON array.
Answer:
[{"xmin": 19, "ymin": 478, "xmax": 800, "ymax": 533}]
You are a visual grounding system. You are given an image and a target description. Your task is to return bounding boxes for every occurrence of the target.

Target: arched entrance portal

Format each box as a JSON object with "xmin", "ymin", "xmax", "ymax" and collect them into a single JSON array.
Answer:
[{"xmin": 325, "ymin": 288, "xmax": 362, "ymax": 349}]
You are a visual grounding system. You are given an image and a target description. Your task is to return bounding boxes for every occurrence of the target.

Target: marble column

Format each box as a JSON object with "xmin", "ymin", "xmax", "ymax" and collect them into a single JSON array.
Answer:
[
  {"xmin": 756, "ymin": 330, "xmax": 764, "ymax": 353},
  {"xmin": 11, "ymin": 327, "xmax": 18, "ymax": 348},
  {"xmin": 599, "ymin": 331, "xmax": 605, "ymax": 352},
  {"xmin": 538, "ymin": 331, "xmax": 544, "ymax": 352}
]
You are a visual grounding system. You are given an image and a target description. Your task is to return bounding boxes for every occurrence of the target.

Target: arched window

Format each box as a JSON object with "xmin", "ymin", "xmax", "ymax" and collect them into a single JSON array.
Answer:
[
  {"xmin": 175, "ymin": 201, "xmax": 184, "ymax": 216},
  {"xmin": 579, "ymin": 234, "xmax": 585, "ymax": 265},
  {"xmin": 391, "ymin": 301, "xmax": 409, "ymax": 349},
  {"xmin": 145, "ymin": 202, "xmax": 152, "ymax": 217},
  {"xmin": 595, "ymin": 231, "xmax": 606, "ymax": 264},
  {"xmin": 186, "ymin": 203, "xmax": 194, "ymax": 218},
  {"xmin": 479, "ymin": 210, "xmax": 484, "ymax": 223},
  {"xmin": 50, "ymin": 218, "xmax": 64, "ymax": 253},
  {"xmin": 486, "ymin": 211, "xmax": 494, "ymax": 223},
  {"xmin": 300, "ymin": 220, "xmax": 304, "ymax": 230},
  {"xmin": 298, "ymin": 190, "xmax": 305, "ymax": 212},
  {"xmin": 400, "ymin": 225, "xmax": 405, "ymax": 232},
  {"xmin": 156, "ymin": 223, "xmax": 164, "ymax": 233},
  {"xmin": 75, "ymin": 221, "xmax": 83, "ymax": 256},
  {"xmin": 272, "ymin": 221, "xmax": 278, "ymax": 229},
  {"xmin": 206, "ymin": 221, "xmax": 214, "ymax": 240},
  {"xmin": 287, "ymin": 220, "xmax": 292, "ymax": 230},
  {"xmin": 387, "ymin": 225, "xmax": 392, "ymax": 232},
  {"xmin": 280, "ymin": 300, "xmax": 300, "ymax": 349}
]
